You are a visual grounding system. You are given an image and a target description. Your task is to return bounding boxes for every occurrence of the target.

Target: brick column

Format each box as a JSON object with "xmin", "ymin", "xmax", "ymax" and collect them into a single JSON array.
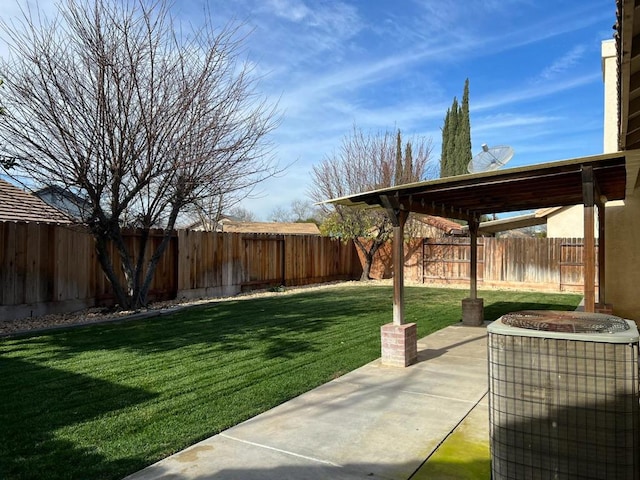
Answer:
[
  {"xmin": 595, "ymin": 303, "xmax": 614, "ymax": 315},
  {"xmin": 381, "ymin": 322, "xmax": 418, "ymax": 367},
  {"xmin": 462, "ymin": 297, "xmax": 484, "ymax": 326}
]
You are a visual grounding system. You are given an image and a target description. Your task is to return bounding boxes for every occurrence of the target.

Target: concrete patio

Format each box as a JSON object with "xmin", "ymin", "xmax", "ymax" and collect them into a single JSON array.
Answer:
[{"xmin": 124, "ymin": 322, "xmax": 490, "ymax": 480}]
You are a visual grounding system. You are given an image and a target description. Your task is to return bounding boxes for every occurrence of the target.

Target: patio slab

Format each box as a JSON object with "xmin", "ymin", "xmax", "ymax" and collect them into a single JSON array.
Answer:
[{"xmin": 124, "ymin": 323, "xmax": 490, "ymax": 480}]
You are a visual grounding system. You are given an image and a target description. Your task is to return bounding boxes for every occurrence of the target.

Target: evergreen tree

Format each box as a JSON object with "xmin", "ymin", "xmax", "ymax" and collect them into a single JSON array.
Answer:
[
  {"xmin": 440, "ymin": 106, "xmax": 451, "ymax": 177},
  {"xmin": 440, "ymin": 79, "xmax": 472, "ymax": 177},
  {"xmin": 394, "ymin": 129, "xmax": 403, "ymax": 185},
  {"xmin": 443, "ymin": 98, "xmax": 459, "ymax": 177},
  {"xmin": 404, "ymin": 141, "xmax": 413, "ymax": 184},
  {"xmin": 457, "ymin": 78, "xmax": 472, "ymax": 174}
]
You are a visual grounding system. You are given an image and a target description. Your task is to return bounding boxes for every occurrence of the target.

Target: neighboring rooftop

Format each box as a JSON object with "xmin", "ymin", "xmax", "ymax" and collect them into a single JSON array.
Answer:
[
  {"xmin": 221, "ymin": 221, "xmax": 321, "ymax": 235},
  {"xmin": 415, "ymin": 214, "xmax": 466, "ymax": 236},
  {"xmin": 0, "ymin": 178, "xmax": 71, "ymax": 224},
  {"xmin": 34, "ymin": 185, "xmax": 88, "ymax": 221}
]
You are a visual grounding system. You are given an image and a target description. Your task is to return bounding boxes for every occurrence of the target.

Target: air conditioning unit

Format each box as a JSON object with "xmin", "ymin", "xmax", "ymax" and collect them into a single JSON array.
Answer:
[{"xmin": 488, "ymin": 310, "xmax": 640, "ymax": 480}]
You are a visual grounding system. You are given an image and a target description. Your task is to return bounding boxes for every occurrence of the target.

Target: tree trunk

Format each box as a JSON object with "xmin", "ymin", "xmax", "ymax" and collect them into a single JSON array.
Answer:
[
  {"xmin": 138, "ymin": 229, "xmax": 174, "ymax": 307},
  {"xmin": 93, "ymin": 234, "xmax": 131, "ymax": 309},
  {"xmin": 353, "ymin": 236, "xmax": 386, "ymax": 281}
]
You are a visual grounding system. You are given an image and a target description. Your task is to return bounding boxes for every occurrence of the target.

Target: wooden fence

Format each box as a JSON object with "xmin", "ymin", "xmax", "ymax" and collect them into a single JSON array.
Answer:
[
  {"xmin": 0, "ymin": 222, "xmax": 362, "ymax": 320},
  {"xmin": 370, "ymin": 237, "xmax": 593, "ymax": 292},
  {"xmin": 0, "ymin": 220, "xmax": 594, "ymax": 321}
]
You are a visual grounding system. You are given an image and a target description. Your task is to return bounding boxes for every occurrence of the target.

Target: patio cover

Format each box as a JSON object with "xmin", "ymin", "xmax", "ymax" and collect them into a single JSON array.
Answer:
[{"xmin": 326, "ymin": 151, "xmax": 629, "ymax": 316}]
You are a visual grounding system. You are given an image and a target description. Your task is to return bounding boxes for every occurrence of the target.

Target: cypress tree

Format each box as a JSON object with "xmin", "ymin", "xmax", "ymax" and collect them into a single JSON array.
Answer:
[
  {"xmin": 394, "ymin": 129, "xmax": 403, "ymax": 185},
  {"xmin": 440, "ymin": 79, "xmax": 472, "ymax": 177},
  {"xmin": 445, "ymin": 98, "xmax": 459, "ymax": 176},
  {"xmin": 457, "ymin": 78, "xmax": 472, "ymax": 174},
  {"xmin": 440, "ymin": 107, "xmax": 451, "ymax": 177},
  {"xmin": 404, "ymin": 141, "xmax": 413, "ymax": 183}
]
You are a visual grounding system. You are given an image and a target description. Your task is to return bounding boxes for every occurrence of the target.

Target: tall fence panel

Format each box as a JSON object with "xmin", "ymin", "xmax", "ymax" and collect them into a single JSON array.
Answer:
[
  {"xmin": 0, "ymin": 222, "xmax": 364, "ymax": 320},
  {"xmin": 417, "ymin": 237, "xmax": 589, "ymax": 292},
  {"xmin": 366, "ymin": 236, "xmax": 590, "ymax": 293}
]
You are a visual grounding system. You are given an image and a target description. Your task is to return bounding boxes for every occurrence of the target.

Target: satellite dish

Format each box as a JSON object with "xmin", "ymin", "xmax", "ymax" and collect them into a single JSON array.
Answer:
[{"xmin": 467, "ymin": 144, "xmax": 514, "ymax": 174}]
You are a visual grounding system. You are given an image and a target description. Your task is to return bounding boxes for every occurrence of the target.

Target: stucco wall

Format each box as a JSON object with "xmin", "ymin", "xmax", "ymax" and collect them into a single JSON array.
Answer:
[
  {"xmin": 547, "ymin": 205, "xmax": 598, "ymax": 239},
  {"xmin": 602, "ymin": 39, "xmax": 618, "ymax": 153},
  {"xmin": 605, "ymin": 192, "xmax": 640, "ymax": 321},
  {"xmin": 601, "ymin": 39, "xmax": 640, "ymax": 321}
]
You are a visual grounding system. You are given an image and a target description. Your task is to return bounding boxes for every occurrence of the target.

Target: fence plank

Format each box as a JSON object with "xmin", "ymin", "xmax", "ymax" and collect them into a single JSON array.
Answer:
[{"xmin": 2, "ymin": 219, "xmax": 590, "ymax": 321}]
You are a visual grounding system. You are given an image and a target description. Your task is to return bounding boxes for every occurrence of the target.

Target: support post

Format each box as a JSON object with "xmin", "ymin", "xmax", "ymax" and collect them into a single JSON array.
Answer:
[
  {"xmin": 379, "ymin": 196, "xmax": 416, "ymax": 367},
  {"xmin": 462, "ymin": 217, "xmax": 484, "ymax": 326},
  {"xmin": 596, "ymin": 200, "xmax": 613, "ymax": 313},
  {"xmin": 392, "ymin": 220, "xmax": 405, "ymax": 325},
  {"xmin": 469, "ymin": 217, "xmax": 478, "ymax": 300},
  {"xmin": 582, "ymin": 167, "xmax": 596, "ymax": 313}
]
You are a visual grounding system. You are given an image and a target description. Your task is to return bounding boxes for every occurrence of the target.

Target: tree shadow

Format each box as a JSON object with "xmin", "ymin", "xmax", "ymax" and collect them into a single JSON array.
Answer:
[
  {"xmin": 19, "ymin": 289, "xmax": 392, "ymax": 360},
  {"xmin": 0, "ymin": 357, "xmax": 156, "ymax": 480}
]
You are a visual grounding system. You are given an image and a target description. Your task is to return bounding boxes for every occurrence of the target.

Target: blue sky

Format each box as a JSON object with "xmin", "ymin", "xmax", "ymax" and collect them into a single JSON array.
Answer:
[
  {"xmin": 1, "ymin": 0, "xmax": 617, "ymax": 221},
  {"xmin": 187, "ymin": 0, "xmax": 615, "ymax": 220}
]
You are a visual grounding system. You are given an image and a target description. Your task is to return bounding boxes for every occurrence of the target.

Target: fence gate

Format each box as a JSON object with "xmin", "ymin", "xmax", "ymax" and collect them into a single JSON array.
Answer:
[{"xmin": 559, "ymin": 239, "xmax": 598, "ymax": 292}]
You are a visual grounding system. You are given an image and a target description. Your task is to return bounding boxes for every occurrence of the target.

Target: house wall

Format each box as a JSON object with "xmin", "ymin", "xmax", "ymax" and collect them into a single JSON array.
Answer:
[
  {"xmin": 602, "ymin": 39, "xmax": 618, "ymax": 153},
  {"xmin": 606, "ymin": 190, "xmax": 640, "ymax": 321},
  {"xmin": 547, "ymin": 205, "xmax": 599, "ymax": 239},
  {"xmin": 602, "ymin": 37, "xmax": 640, "ymax": 321},
  {"xmin": 546, "ymin": 41, "xmax": 619, "ymax": 240}
]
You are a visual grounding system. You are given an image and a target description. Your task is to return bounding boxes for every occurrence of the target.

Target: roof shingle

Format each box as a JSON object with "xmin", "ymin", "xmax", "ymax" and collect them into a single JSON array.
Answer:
[{"xmin": 0, "ymin": 179, "xmax": 72, "ymax": 223}]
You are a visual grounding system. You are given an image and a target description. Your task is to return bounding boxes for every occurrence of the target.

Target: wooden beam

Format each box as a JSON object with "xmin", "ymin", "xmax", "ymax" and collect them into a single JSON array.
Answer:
[
  {"xmin": 380, "ymin": 195, "xmax": 409, "ymax": 325},
  {"xmin": 469, "ymin": 217, "xmax": 479, "ymax": 300},
  {"xmin": 582, "ymin": 166, "xmax": 596, "ymax": 313},
  {"xmin": 392, "ymin": 211, "xmax": 408, "ymax": 325},
  {"xmin": 598, "ymin": 203, "xmax": 606, "ymax": 305},
  {"xmin": 406, "ymin": 200, "xmax": 475, "ymax": 223},
  {"xmin": 380, "ymin": 194, "xmax": 401, "ymax": 226},
  {"xmin": 630, "ymin": 70, "xmax": 640, "ymax": 96}
]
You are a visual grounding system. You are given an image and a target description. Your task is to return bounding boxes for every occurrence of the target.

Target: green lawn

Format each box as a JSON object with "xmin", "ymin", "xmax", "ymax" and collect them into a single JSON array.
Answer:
[{"xmin": 0, "ymin": 284, "xmax": 581, "ymax": 480}]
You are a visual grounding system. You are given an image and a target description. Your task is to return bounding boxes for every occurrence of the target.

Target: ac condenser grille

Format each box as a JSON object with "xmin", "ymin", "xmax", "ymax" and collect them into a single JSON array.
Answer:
[{"xmin": 488, "ymin": 314, "xmax": 639, "ymax": 480}]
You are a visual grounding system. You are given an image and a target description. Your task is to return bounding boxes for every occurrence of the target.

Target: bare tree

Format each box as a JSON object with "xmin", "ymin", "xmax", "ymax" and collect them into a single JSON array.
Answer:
[
  {"xmin": 310, "ymin": 126, "xmax": 434, "ymax": 280},
  {"xmin": 228, "ymin": 205, "xmax": 256, "ymax": 222},
  {"xmin": 0, "ymin": 0, "xmax": 279, "ymax": 309},
  {"xmin": 269, "ymin": 206, "xmax": 292, "ymax": 223}
]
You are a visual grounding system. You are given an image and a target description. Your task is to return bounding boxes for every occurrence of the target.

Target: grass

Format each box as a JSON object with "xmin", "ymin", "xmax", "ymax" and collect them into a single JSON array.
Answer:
[{"xmin": 0, "ymin": 284, "xmax": 581, "ymax": 480}]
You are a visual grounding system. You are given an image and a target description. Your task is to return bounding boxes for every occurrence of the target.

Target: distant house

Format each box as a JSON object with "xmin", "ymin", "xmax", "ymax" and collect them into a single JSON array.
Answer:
[
  {"xmin": 221, "ymin": 221, "xmax": 320, "ymax": 235},
  {"xmin": 183, "ymin": 214, "xmax": 241, "ymax": 232},
  {"xmin": 0, "ymin": 178, "xmax": 71, "ymax": 224},
  {"xmin": 183, "ymin": 216, "xmax": 321, "ymax": 235},
  {"xmin": 411, "ymin": 214, "xmax": 466, "ymax": 237},
  {"xmin": 34, "ymin": 185, "xmax": 88, "ymax": 221},
  {"xmin": 541, "ymin": 206, "xmax": 601, "ymax": 238}
]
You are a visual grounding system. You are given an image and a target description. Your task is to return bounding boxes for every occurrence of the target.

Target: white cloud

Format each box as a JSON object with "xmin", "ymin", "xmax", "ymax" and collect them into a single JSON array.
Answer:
[
  {"xmin": 537, "ymin": 45, "xmax": 588, "ymax": 82},
  {"xmin": 474, "ymin": 72, "xmax": 601, "ymax": 112},
  {"xmin": 266, "ymin": 0, "xmax": 312, "ymax": 22}
]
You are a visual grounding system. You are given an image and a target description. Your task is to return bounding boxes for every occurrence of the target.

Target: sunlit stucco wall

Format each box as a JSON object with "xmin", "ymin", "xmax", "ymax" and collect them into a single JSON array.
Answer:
[
  {"xmin": 602, "ymin": 39, "xmax": 640, "ymax": 321},
  {"xmin": 546, "ymin": 205, "xmax": 598, "ymax": 238}
]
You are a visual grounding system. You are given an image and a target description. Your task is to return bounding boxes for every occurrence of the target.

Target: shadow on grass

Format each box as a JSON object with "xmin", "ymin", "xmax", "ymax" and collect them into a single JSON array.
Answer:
[
  {"xmin": 0, "ymin": 285, "xmax": 581, "ymax": 480},
  {"xmin": 0, "ymin": 357, "xmax": 156, "ymax": 480},
  {"xmin": 7, "ymin": 287, "xmax": 580, "ymax": 361},
  {"xmin": 23, "ymin": 287, "xmax": 395, "ymax": 359}
]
